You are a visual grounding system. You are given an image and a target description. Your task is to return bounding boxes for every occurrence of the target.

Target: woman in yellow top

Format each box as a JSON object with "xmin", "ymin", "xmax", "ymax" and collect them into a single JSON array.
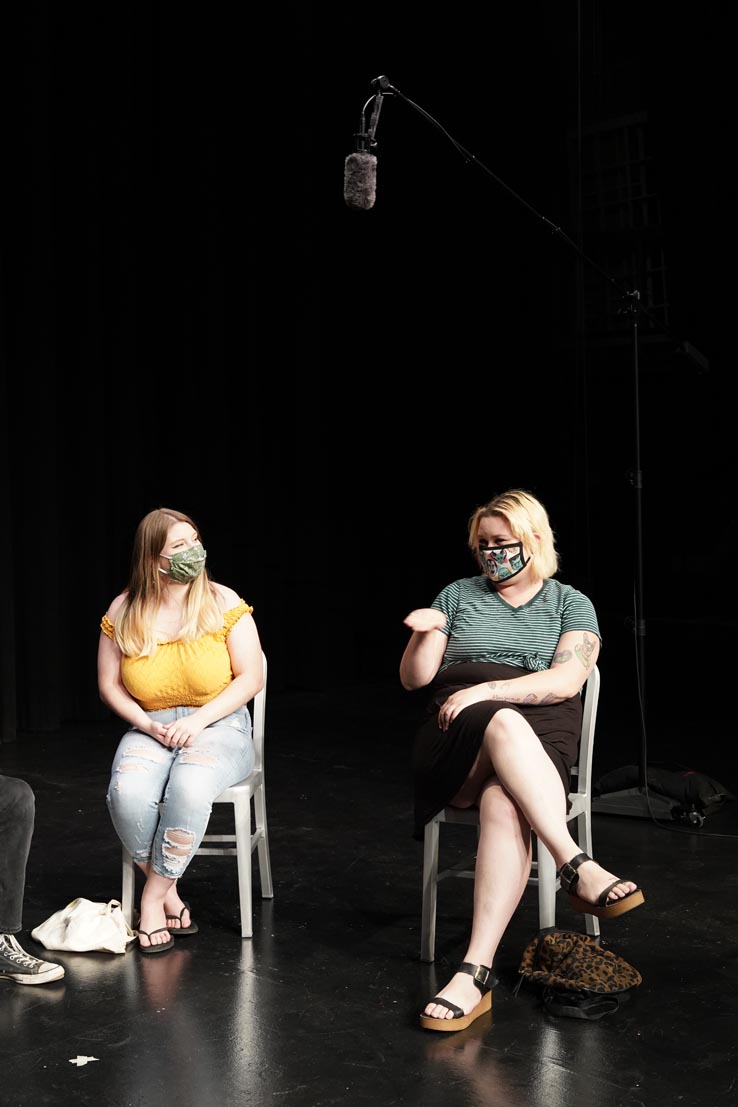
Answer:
[{"xmin": 98, "ymin": 507, "xmax": 264, "ymax": 954}]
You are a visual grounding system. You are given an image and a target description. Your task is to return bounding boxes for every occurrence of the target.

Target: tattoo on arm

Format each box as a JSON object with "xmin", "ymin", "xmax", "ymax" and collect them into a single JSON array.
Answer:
[
  {"xmin": 486, "ymin": 680, "xmax": 544, "ymax": 705},
  {"xmin": 482, "ymin": 631, "xmax": 599, "ymax": 704},
  {"xmin": 575, "ymin": 632, "xmax": 596, "ymax": 670},
  {"xmin": 486, "ymin": 677, "xmax": 562, "ymax": 704}
]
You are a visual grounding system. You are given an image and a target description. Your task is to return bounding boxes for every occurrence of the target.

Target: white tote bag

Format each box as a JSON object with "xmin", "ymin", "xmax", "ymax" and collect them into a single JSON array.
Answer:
[{"xmin": 31, "ymin": 898, "xmax": 137, "ymax": 954}]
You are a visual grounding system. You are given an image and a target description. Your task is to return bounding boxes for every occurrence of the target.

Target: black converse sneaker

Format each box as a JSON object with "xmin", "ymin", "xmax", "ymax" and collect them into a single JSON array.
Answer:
[{"xmin": 0, "ymin": 933, "xmax": 65, "ymax": 985}]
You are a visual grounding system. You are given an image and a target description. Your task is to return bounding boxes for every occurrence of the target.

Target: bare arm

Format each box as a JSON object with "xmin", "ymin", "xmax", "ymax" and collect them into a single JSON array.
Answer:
[
  {"xmin": 485, "ymin": 630, "xmax": 600, "ymax": 703},
  {"xmin": 436, "ymin": 629, "xmax": 601, "ymax": 730},
  {"xmin": 399, "ymin": 608, "xmax": 448, "ymax": 691},
  {"xmin": 97, "ymin": 629, "xmax": 161, "ymax": 736},
  {"xmin": 181, "ymin": 609, "xmax": 263, "ymax": 730},
  {"xmin": 97, "ymin": 593, "xmax": 159, "ymax": 734}
]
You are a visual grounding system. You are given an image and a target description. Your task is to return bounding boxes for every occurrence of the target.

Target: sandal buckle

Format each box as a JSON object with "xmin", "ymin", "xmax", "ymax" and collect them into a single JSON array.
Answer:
[
  {"xmin": 559, "ymin": 861, "xmax": 578, "ymax": 891},
  {"xmin": 471, "ymin": 965, "xmax": 490, "ymax": 988}
]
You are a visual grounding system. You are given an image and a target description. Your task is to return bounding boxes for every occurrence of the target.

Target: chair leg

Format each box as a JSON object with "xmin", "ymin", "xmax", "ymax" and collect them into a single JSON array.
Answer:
[
  {"xmin": 121, "ymin": 848, "xmax": 136, "ymax": 928},
  {"xmin": 253, "ymin": 785, "xmax": 273, "ymax": 899},
  {"xmin": 420, "ymin": 819, "xmax": 441, "ymax": 962},
  {"xmin": 232, "ymin": 796, "xmax": 254, "ymax": 939},
  {"xmin": 536, "ymin": 837, "xmax": 558, "ymax": 929}
]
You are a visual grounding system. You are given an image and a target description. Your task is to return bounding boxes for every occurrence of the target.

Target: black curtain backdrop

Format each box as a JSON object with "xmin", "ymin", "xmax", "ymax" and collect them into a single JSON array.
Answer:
[{"xmin": 1, "ymin": 5, "xmax": 735, "ymax": 787}]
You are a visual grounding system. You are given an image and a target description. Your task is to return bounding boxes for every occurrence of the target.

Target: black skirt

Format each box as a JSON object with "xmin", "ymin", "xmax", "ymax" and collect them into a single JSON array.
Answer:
[{"xmin": 412, "ymin": 661, "xmax": 583, "ymax": 840}]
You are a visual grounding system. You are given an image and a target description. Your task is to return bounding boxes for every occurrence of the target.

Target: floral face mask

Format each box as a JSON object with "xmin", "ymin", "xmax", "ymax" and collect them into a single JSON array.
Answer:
[{"xmin": 159, "ymin": 542, "xmax": 207, "ymax": 583}]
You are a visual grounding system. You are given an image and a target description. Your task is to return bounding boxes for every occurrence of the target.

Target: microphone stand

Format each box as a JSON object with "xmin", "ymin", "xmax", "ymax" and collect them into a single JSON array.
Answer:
[
  {"xmin": 363, "ymin": 75, "xmax": 709, "ymax": 821},
  {"xmin": 353, "ymin": 85, "xmax": 385, "ymax": 153}
]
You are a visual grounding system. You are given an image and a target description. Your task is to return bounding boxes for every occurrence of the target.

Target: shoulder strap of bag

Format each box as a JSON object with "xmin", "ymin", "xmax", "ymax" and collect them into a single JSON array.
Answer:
[{"xmin": 542, "ymin": 987, "xmax": 626, "ymax": 1020}]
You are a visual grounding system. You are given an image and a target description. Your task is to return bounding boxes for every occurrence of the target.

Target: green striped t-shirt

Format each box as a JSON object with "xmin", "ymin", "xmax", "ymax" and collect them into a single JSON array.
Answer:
[{"xmin": 431, "ymin": 576, "xmax": 601, "ymax": 674}]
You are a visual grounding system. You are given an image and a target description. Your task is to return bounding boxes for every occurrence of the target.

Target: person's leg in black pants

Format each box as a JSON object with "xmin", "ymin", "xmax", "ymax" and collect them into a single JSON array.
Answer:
[
  {"xmin": 0, "ymin": 774, "xmax": 35, "ymax": 934},
  {"xmin": 0, "ymin": 774, "xmax": 65, "ymax": 985}
]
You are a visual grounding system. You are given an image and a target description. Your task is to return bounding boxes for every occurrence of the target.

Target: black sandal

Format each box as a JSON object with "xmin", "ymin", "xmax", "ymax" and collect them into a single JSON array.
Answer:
[
  {"xmin": 165, "ymin": 900, "xmax": 199, "ymax": 938},
  {"xmin": 419, "ymin": 962, "xmax": 495, "ymax": 1032},
  {"xmin": 137, "ymin": 927, "xmax": 174, "ymax": 955},
  {"xmin": 559, "ymin": 852, "xmax": 645, "ymax": 919}
]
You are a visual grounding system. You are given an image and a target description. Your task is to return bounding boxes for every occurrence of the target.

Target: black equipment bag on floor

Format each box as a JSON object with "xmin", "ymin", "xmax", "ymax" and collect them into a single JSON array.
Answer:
[{"xmin": 593, "ymin": 763, "xmax": 734, "ymax": 819}]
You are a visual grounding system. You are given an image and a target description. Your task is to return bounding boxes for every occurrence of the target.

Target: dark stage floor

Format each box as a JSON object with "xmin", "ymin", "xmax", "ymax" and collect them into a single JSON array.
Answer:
[{"xmin": 2, "ymin": 681, "xmax": 736, "ymax": 1107}]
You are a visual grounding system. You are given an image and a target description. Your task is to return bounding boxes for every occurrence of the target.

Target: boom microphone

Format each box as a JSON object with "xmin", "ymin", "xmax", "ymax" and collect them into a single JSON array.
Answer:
[
  {"xmin": 343, "ymin": 150, "xmax": 377, "ymax": 211},
  {"xmin": 344, "ymin": 82, "xmax": 387, "ymax": 211}
]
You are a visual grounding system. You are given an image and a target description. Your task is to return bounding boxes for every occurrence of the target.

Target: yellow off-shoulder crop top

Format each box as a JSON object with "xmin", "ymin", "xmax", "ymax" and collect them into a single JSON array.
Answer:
[{"xmin": 100, "ymin": 599, "xmax": 253, "ymax": 711}]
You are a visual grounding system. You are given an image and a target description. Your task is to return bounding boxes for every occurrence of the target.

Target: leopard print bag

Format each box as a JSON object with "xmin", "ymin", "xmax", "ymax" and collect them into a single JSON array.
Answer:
[{"xmin": 514, "ymin": 926, "xmax": 642, "ymax": 1019}]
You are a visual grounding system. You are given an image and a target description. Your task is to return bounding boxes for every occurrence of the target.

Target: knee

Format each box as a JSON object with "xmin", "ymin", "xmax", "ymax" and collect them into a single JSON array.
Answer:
[
  {"xmin": 161, "ymin": 826, "xmax": 197, "ymax": 877},
  {"xmin": 478, "ymin": 780, "xmax": 521, "ymax": 829},
  {"xmin": 5, "ymin": 777, "xmax": 35, "ymax": 825},
  {"xmin": 484, "ymin": 708, "xmax": 526, "ymax": 753}
]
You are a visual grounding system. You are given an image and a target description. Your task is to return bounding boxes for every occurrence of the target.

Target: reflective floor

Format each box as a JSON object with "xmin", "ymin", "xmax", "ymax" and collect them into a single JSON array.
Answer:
[{"xmin": 2, "ymin": 682, "xmax": 736, "ymax": 1107}]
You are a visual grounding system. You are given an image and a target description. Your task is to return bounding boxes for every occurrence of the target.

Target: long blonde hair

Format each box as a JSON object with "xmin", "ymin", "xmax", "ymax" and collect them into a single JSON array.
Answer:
[
  {"xmin": 467, "ymin": 489, "xmax": 559, "ymax": 579},
  {"xmin": 113, "ymin": 507, "xmax": 224, "ymax": 657}
]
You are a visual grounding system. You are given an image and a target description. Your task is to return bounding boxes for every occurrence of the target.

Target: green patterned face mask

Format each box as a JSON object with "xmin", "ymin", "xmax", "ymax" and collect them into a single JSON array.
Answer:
[{"xmin": 159, "ymin": 543, "xmax": 207, "ymax": 583}]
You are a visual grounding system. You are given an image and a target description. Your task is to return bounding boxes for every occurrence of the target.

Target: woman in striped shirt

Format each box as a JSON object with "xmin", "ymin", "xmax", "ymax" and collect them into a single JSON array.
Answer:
[{"xmin": 401, "ymin": 489, "xmax": 643, "ymax": 1032}]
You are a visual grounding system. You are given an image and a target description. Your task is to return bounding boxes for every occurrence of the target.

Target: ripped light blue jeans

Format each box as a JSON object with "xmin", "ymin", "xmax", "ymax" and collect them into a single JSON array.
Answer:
[{"xmin": 106, "ymin": 706, "xmax": 254, "ymax": 880}]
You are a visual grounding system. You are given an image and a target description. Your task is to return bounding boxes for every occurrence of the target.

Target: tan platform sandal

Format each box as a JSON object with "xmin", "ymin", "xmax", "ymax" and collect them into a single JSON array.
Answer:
[
  {"xmin": 419, "ymin": 962, "xmax": 495, "ymax": 1032},
  {"xmin": 559, "ymin": 852, "xmax": 645, "ymax": 919}
]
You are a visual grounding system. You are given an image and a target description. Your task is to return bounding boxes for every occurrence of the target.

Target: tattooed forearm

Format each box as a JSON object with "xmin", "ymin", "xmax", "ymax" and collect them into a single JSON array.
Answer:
[
  {"xmin": 486, "ymin": 681, "xmax": 558, "ymax": 705},
  {"xmin": 486, "ymin": 680, "xmax": 528, "ymax": 702},
  {"xmin": 575, "ymin": 632, "xmax": 596, "ymax": 669},
  {"xmin": 552, "ymin": 649, "xmax": 572, "ymax": 666}
]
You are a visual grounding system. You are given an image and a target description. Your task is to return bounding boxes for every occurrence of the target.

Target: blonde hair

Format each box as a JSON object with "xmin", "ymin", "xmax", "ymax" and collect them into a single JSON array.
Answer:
[
  {"xmin": 467, "ymin": 489, "xmax": 559, "ymax": 580},
  {"xmin": 114, "ymin": 507, "xmax": 224, "ymax": 657}
]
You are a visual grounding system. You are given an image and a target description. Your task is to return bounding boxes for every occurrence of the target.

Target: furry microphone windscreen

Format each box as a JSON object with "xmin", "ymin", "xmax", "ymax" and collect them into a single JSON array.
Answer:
[{"xmin": 343, "ymin": 151, "xmax": 377, "ymax": 210}]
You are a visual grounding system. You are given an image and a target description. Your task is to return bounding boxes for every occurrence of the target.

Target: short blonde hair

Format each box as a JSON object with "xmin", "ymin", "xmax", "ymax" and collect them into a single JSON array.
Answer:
[{"xmin": 467, "ymin": 489, "xmax": 559, "ymax": 579}]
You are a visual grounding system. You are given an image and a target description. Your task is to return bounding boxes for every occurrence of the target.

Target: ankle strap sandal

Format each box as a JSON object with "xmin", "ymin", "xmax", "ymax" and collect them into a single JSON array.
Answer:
[
  {"xmin": 559, "ymin": 852, "xmax": 645, "ymax": 920},
  {"xmin": 419, "ymin": 961, "xmax": 497, "ymax": 1033}
]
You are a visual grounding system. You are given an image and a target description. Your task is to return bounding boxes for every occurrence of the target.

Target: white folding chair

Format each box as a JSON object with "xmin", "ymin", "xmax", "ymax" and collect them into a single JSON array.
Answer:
[
  {"xmin": 420, "ymin": 664, "xmax": 601, "ymax": 962},
  {"xmin": 121, "ymin": 650, "xmax": 273, "ymax": 939}
]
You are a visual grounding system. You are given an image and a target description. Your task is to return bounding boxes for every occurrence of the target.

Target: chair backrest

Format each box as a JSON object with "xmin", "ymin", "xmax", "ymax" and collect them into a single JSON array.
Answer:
[
  {"xmin": 251, "ymin": 650, "xmax": 267, "ymax": 774},
  {"xmin": 571, "ymin": 664, "xmax": 600, "ymax": 801}
]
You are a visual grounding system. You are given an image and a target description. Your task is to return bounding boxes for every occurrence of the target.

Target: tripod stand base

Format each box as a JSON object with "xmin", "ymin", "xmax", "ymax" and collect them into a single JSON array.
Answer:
[{"xmin": 591, "ymin": 787, "xmax": 677, "ymax": 820}]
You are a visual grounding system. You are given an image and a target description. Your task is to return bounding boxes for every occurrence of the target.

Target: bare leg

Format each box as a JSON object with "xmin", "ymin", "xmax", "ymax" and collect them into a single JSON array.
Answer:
[
  {"xmin": 467, "ymin": 710, "xmax": 638, "ymax": 906},
  {"xmin": 424, "ymin": 709, "xmax": 639, "ymax": 1020},
  {"xmin": 423, "ymin": 780, "xmax": 531, "ymax": 1021},
  {"xmin": 134, "ymin": 863, "xmax": 193, "ymax": 945}
]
